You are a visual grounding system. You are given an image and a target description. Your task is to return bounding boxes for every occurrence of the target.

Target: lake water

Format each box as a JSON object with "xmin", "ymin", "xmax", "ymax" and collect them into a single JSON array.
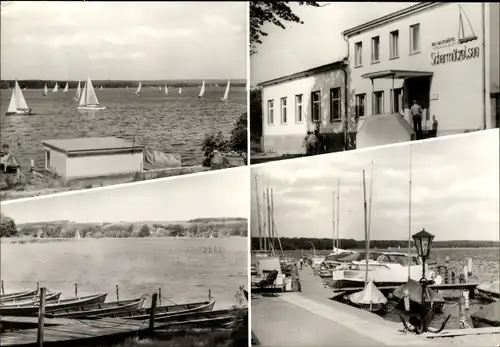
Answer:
[
  {"xmin": 0, "ymin": 86, "xmax": 246, "ymax": 170},
  {"xmin": 0, "ymin": 237, "xmax": 247, "ymax": 310}
]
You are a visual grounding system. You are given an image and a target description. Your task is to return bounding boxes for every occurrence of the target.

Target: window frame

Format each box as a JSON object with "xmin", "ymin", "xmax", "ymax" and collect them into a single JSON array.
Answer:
[
  {"xmin": 354, "ymin": 41, "xmax": 363, "ymax": 67},
  {"xmin": 295, "ymin": 94, "xmax": 303, "ymax": 123},
  {"xmin": 329, "ymin": 87, "xmax": 342, "ymax": 122},
  {"xmin": 311, "ymin": 91, "xmax": 321, "ymax": 122},
  {"xmin": 409, "ymin": 23, "xmax": 421, "ymax": 54},
  {"xmin": 371, "ymin": 36, "xmax": 380, "ymax": 63},
  {"xmin": 389, "ymin": 30, "xmax": 399, "ymax": 59},
  {"xmin": 280, "ymin": 97, "xmax": 288, "ymax": 124},
  {"xmin": 355, "ymin": 93, "xmax": 366, "ymax": 119},
  {"xmin": 267, "ymin": 99, "xmax": 274, "ymax": 125}
]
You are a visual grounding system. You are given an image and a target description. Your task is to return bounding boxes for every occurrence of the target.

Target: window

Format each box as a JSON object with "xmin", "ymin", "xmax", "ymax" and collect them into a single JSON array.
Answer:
[
  {"xmin": 393, "ymin": 88, "xmax": 403, "ymax": 113},
  {"xmin": 267, "ymin": 100, "xmax": 274, "ymax": 124},
  {"xmin": 373, "ymin": 91, "xmax": 384, "ymax": 114},
  {"xmin": 311, "ymin": 91, "xmax": 321, "ymax": 122},
  {"xmin": 371, "ymin": 36, "xmax": 380, "ymax": 63},
  {"xmin": 45, "ymin": 150, "xmax": 51, "ymax": 169},
  {"xmin": 410, "ymin": 24, "xmax": 420, "ymax": 54},
  {"xmin": 295, "ymin": 94, "xmax": 303, "ymax": 123},
  {"xmin": 330, "ymin": 88, "xmax": 341, "ymax": 122},
  {"xmin": 280, "ymin": 97, "xmax": 287, "ymax": 124},
  {"xmin": 355, "ymin": 94, "xmax": 366, "ymax": 119},
  {"xmin": 390, "ymin": 30, "xmax": 399, "ymax": 58},
  {"xmin": 354, "ymin": 42, "xmax": 363, "ymax": 67}
]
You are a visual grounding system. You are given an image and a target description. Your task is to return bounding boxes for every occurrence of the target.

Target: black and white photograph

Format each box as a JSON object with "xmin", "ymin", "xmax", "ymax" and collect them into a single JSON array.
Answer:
[
  {"xmin": 0, "ymin": 1, "xmax": 248, "ymax": 201},
  {"xmin": 250, "ymin": 129, "xmax": 499, "ymax": 346},
  {"xmin": 0, "ymin": 168, "xmax": 249, "ymax": 347},
  {"xmin": 249, "ymin": 2, "xmax": 499, "ymax": 164}
]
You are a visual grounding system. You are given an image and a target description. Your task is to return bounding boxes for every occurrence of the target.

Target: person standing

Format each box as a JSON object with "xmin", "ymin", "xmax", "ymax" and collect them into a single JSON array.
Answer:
[
  {"xmin": 410, "ymin": 100, "xmax": 423, "ymax": 138},
  {"xmin": 306, "ymin": 131, "xmax": 318, "ymax": 155},
  {"xmin": 431, "ymin": 115, "xmax": 439, "ymax": 137}
]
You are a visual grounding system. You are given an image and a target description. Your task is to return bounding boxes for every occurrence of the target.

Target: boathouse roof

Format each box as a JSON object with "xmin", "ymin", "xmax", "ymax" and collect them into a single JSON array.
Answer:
[
  {"xmin": 42, "ymin": 137, "xmax": 144, "ymax": 156},
  {"xmin": 257, "ymin": 60, "xmax": 346, "ymax": 88},
  {"xmin": 342, "ymin": 2, "xmax": 442, "ymax": 38}
]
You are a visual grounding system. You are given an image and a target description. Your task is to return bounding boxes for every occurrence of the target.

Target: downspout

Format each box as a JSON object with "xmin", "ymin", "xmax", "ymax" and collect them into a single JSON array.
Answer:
[
  {"xmin": 342, "ymin": 34, "xmax": 350, "ymax": 151},
  {"xmin": 481, "ymin": 2, "xmax": 487, "ymax": 130}
]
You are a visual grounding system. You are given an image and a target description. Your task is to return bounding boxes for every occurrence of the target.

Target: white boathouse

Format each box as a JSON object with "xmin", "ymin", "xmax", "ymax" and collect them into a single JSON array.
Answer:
[{"xmin": 42, "ymin": 137, "xmax": 144, "ymax": 179}]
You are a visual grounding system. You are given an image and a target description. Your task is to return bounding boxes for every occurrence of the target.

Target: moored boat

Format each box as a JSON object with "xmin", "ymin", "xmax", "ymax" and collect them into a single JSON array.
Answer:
[
  {"xmin": 0, "ymin": 293, "xmax": 107, "ymax": 316},
  {"xmin": 392, "ymin": 279, "xmax": 445, "ymax": 313},
  {"xmin": 347, "ymin": 280, "xmax": 387, "ymax": 313},
  {"xmin": 0, "ymin": 290, "xmax": 38, "ymax": 302},
  {"xmin": 476, "ymin": 281, "xmax": 500, "ymax": 301},
  {"xmin": 46, "ymin": 298, "xmax": 144, "ymax": 319},
  {"xmin": 471, "ymin": 301, "xmax": 500, "ymax": 327},
  {"xmin": 88, "ymin": 299, "xmax": 215, "ymax": 320},
  {"xmin": 1, "ymin": 292, "xmax": 61, "ymax": 306}
]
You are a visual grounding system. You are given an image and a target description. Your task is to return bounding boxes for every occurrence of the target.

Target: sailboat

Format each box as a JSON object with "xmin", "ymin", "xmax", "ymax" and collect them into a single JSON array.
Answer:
[
  {"xmin": 164, "ymin": 85, "xmax": 168, "ymax": 95},
  {"xmin": 6, "ymin": 80, "xmax": 31, "ymax": 116},
  {"xmin": 220, "ymin": 79, "xmax": 230, "ymax": 102},
  {"xmin": 75, "ymin": 230, "xmax": 81, "ymax": 239},
  {"xmin": 73, "ymin": 81, "xmax": 81, "ymax": 101},
  {"xmin": 77, "ymin": 77, "xmax": 106, "ymax": 111},
  {"xmin": 178, "ymin": 87, "xmax": 182, "ymax": 95},
  {"xmin": 135, "ymin": 82, "xmax": 142, "ymax": 95},
  {"xmin": 158, "ymin": 85, "xmax": 162, "ymax": 92},
  {"xmin": 63, "ymin": 83, "xmax": 69, "ymax": 93},
  {"xmin": 100, "ymin": 86, "xmax": 103, "ymax": 90},
  {"xmin": 198, "ymin": 80, "xmax": 205, "ymax": 98},
  {"xmin": 52, "ymin": 83, "xmax": 59, "ymax": 92},
  {"xmin": 42, "ymin": 84, "xmax": 48, "ymax": 96}
]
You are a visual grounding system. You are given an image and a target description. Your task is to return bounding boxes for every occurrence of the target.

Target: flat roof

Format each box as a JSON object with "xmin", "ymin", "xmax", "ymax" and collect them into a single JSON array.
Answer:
[
  {"xmin": 361, "ymin": 70, "xmax": 434, "ymax": 80},
  {"xmin": 257, "ymin": 60, "xmax": 346, "ymax": 88},
  {"xmin": 342, "ymin": 2, "xmax": 442, "ymax": 38},
  {"xmin": 42, "ymin": 137, "xmax": 144, "ymax": 153}
]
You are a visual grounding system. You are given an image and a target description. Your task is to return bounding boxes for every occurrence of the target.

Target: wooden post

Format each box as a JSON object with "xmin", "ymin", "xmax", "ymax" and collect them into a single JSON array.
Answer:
[
  {"xmin": 208, "ymin": 289, "xmax": 212, "ymax": 301},
  {"xmin": 37, "ymin": 287, "xmax": 47, "ymax": 347},
  {"xmin": 74, "ymin": 283, "xmax": 78, "ymax": 298},
  {"xmin": 149, "ymin": 293, "xmax": 157, "ymax": 337},
  {"xmin": 158, "ymin": 288, "xmax": 162, "ymax": 306},
  {"xmin": 467, "ymin": 258, "xmax": 472, "ymax": 275},
  {"xmin": 37, "ymin": 282, "xmax": 40, "ymax": 291},
  {"xmin": 445, "ymin": 267, "xmax": 449, "ymax": 284},
  {"xmin": 116, "ymin": 285, "xmax": 119, "ymax": 302},
  {"xmin": 451, "ymin": 271, "xmax": 456, "ymax": 284},
  {"xmin": 1, "ymin": 280, "xmax": 4, "ymax": 295}
]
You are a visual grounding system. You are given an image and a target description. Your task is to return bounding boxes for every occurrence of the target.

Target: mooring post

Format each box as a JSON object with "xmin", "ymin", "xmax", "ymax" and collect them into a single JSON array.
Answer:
[
  {"xmin": 451, "ymin": 271, "xmax": 456, "ymax": 284},
  {"xmin": 403, "ymin": 289, "xmax": 410, "ymax": 312},
  {"xmin": 467, "ymin": 258, "xmax": 472, "ymax": 276},
  {"xmin": 37, "ymin": 287, "xmax": 46, "ymax": 347},
  {"xmin": 463, "ymin": 290, "xmax": 470, "ymax": 310},
  {"xmin": 444, "ymin": 267, "xmax": 449, "ymax": 284},
  {"xmin": 37, "ymin": 282, "xmax": 40, "ymax": 291},
  {"xmin": 458, "ymin": 294, "xmax": 464, "ymax": 326},
  {"xmin": 158, "ymin": 288, "xmax": 162, "ymax": 306},
  {"xmin": 149, "ymin": 293, "xmax": 158, "ymax": 337},
  {"xmin": 209, "ymin": 289, "xmax": 212, "ymax": 301},
  {"xmin": 1, "ymin": 280, "xmax": 4, "ymax": 295},
  {"xmin": 116, "ymin": 284, "xmax": 119, "ymax": 302},
  {"xmin": 74, "ymin": 283, "xmax": 78, "ymax": 298}
]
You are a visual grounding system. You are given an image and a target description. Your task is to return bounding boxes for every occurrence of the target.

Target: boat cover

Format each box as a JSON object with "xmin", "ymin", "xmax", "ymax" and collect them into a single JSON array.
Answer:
[
  {"xmin": 477, "ymin": 281, "xmax": 500, "ymax": 296},
  {"xmin": 143, "ymin": 149, "xmax": 181, "ymax": 169},
  {"xmin": 471, "ymin": 301, "xmax": 500, "ymax": 326},
  {"xmin": 393, "ymin": 279, "xmax": 444, "ymax": 304},
  {"xmin": 349, "ymin": 281, "xmax": 387, "ymax": 305}
]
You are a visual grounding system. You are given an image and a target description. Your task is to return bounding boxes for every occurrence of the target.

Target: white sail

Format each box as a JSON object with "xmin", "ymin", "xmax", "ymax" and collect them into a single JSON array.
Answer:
[
  {"xmin": 74, "ymin": 81, "xmax": 81, "ymax": 101},
  {"xmin": 100, "ymin": 86, "xmax": 103, "ymax": 90},
  {"xmin": 78, "ymin": 77, "xmax": 101, "ymax": 107},
  {"xmin": 221, "ymin": 79, "xmax": 231, "ymax": 101},
  {"xmin": 7, "ymin": 90, "xmax": 17, "ymax": 114},
  {"xmin": 52, "ymin": 83, "xmax": 58, "ymax": 92},
  {"xmin": 79, "ymin": 83, "xmax": 88, "ymax": 107},
  {"xmin": 158, "ymin": 85, "xmax": 162, "ymax": 91},
  {"xmin": 135, "ymin": 82, "xmax": 142, "ymax": 95},
  {"xmin": 6, "ymin": 81, "xmax": 29, "ymax": 114},
  {"xmin": 43, "ymin": 84, "xmax": 48, "ymax": 96},
  {"xmin": 164, "ymin": 85, "xmax": 168, "ymax": 95},
  {"xmin": 63, "ymin": 82, "xmax": 69, "ymax": 92},
  {"xmin": 198, "ymin": 80, "xmax": 205, "ymax": 98},
  {"xmin": 178, "ymin": 87, "xmax": 182, "ymax": 95}
]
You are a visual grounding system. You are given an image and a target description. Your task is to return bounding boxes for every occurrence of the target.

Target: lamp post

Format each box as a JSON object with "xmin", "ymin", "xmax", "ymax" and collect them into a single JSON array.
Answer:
[{"xmin": 412, "ymin": 228, "xmax": 435, "ymax": 333}]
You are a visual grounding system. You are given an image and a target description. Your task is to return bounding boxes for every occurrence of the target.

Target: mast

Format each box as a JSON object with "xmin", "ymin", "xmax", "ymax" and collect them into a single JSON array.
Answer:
[
  {"xmin": 368, "ymin": 162, "xmax": 374, "ymax": 237},
  {"xmin": 363, "ymin": 170, "xmax": 369, "ymax": 285},
  {"xmin": 271, "ymin": 188, "xmax": 284, "ymax": 257},
  {"xmin": 408, "ymin": 144, "xmax": 412, "ymax": 280},
  {"xmin": 266, "ymin": 187, "xmax": 273, "ymax": 255},
  {"xmin": 262, "ymin": 190, "xmax": 267, "ymax": 251},
  {"xmin": 254, "ymin": 176, "xmax": 263, "ymax": 251},
  {"xmin": 332, "ymin": 191, "xmax": 336, "ymax": 253},
  {"xmin": 336, "ymin": 178, "xmax": 340, "ymax": 252}
]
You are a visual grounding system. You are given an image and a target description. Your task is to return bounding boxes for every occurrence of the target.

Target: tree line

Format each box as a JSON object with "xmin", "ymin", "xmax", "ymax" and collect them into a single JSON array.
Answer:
[{"xmin": 251, "ymin": 237, "xmax": 500, "ymax": 251}]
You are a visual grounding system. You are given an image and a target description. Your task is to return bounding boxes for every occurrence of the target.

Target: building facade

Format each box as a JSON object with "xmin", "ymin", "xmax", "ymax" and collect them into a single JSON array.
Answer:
[
  {"xmin": 344, "ymin": 2, "xmax": 500, "ymax": 142},
  {"xmin": 42, "ymin": 137, "xmax": 144, "ymax": 179},
  {"xmin": 259, "ymin": 62, "xmax": 348, "ymax": 155}
]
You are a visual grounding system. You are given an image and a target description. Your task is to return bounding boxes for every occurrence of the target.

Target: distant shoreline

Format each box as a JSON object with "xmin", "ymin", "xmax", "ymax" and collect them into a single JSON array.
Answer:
[{"xmin": 1, "ymin": 236, "xmax": 247, "ymax": 244}]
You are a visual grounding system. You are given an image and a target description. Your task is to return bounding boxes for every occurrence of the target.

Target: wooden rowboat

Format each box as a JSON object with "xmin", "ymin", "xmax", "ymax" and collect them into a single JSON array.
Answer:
[
  {"xmin": 1, "ymin": 292, "xmax": 61, "ymax": 306},
  {"xmin": 0, "ymin": 293, "xmax": 107, "ymax": 316},
  {"xmin": 89, "ymin": 299, "xmax": 215, "ymax": 320},
  {"xmin": 46, "ymin": 298, "xmax": 144, "ymax": 319},
  {"xmin": 0, "ymin": 290, "xmax": 38, "ymax": 302}
]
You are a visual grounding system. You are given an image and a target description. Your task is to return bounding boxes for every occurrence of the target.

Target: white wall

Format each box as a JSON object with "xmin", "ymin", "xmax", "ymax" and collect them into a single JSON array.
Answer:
[
  {"xmin": 65, "ymin": 152, "xmax": 143, "ymax": 179},
  {"xmin": 348, "ymin": 2, "xmax": 496, "ymax": 134},
  {"xmin": 45, "ymin": 148, "xmax": 67, "ymax": 177}
]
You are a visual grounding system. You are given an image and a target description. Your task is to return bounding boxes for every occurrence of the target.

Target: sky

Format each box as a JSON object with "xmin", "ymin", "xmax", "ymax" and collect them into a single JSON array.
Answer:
[
  {"xmin": 0, "ymin": 1, "xmax": 246, "ymax": 80},
  {"xmin": 251, "ymin": 130, "xmax": 500, "ymax": 241},
  {"xmin": 251, "ymin": 2, "xmax": 415, "ymax": 85},
  {"xmin": 1, "ymin": 168, "xmax": 249, "ymax": 224}
]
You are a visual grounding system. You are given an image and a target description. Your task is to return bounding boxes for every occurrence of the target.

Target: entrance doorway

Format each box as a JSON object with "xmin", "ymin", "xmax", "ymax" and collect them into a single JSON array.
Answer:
[{"xmin": 405, "ymin": 77, "xmax": 432, "ymax": 129}]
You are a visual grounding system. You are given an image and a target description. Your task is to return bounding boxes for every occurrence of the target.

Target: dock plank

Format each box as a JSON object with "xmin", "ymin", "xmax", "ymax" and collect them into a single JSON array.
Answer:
[{"xmin": 423, "ymin": 327, "xmax": 500, "ymax": 338}]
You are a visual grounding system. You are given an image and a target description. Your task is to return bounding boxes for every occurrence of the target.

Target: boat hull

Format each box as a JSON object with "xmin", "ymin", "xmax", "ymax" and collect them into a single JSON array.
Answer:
[
  {"xmin": 77, "ymin": 106, "xmax": 107, "ymax": 111},
  {"xmin": 1, "ymin": 292, "xmax": 61, "ymax": 306},
  {"xmin": 5, "ymin": 110, "xmax": 30, "ymax": 116},
  {"xmin": 46, "ymin": 298, "xmax": 144, "ymax": 319},
  {"xmin": 0, "ymin": 290, "xmax": 38, "ymax": 302}
]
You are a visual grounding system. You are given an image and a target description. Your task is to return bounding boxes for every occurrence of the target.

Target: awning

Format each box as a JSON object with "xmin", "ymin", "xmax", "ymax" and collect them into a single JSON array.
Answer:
[{"xmin": 361, "ymin": 70, "xmax": 433, "ymax": 80}]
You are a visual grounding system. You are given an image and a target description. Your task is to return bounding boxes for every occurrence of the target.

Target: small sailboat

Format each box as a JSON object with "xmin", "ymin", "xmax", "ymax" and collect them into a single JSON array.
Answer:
[
  {"xmin": 178, "ymin": 87, "xmax": 182, "ymax": 95},
  {"xmin": 6, "ymin": 80, "xmax": 31, "ymax": 116},
  {"xmin": 158, "ymin": 85, "xmax": 162, "ymax": 92},
  {"xmin": 135, "ymin": 82, "xmax": 142, "ymax": 95},
  {"xmin": 164, "ymin": 85, "xmax": 168, "ymax": 95},
  {"xmin": 100, "ymin": 86, "xmax": 103, "ymax": 90},
  {"xmin": 198, "ymin": 80, "xmax": 205, "ymax": 98},
  {"xmin": 52, "ymin": 83, "xmax": 59, "ymax": 92},
  {"xmin": 63, "ymin": 82, "xmax": 69, "ymax": 93},
  {"xmin": 42, "ymin": 84, "xmax": 48, "ymax": 96},
  {"xmin": 220, "ymin": 79, "xmax": 230, "ymax": 102},
  {"xmin": 75, "ymin": 230, "xmax": 81, "ymax": 239},
  {"xmin": 77, "ymin": 77, "xmax": 106, "ymax": 111},
  {"xmin": 73, "ymin": 81, "xmax": 81, "ymax": 101},
  {"xmin": 23, "ymin": 87, "xmax": 27, "ymax": 91}
]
